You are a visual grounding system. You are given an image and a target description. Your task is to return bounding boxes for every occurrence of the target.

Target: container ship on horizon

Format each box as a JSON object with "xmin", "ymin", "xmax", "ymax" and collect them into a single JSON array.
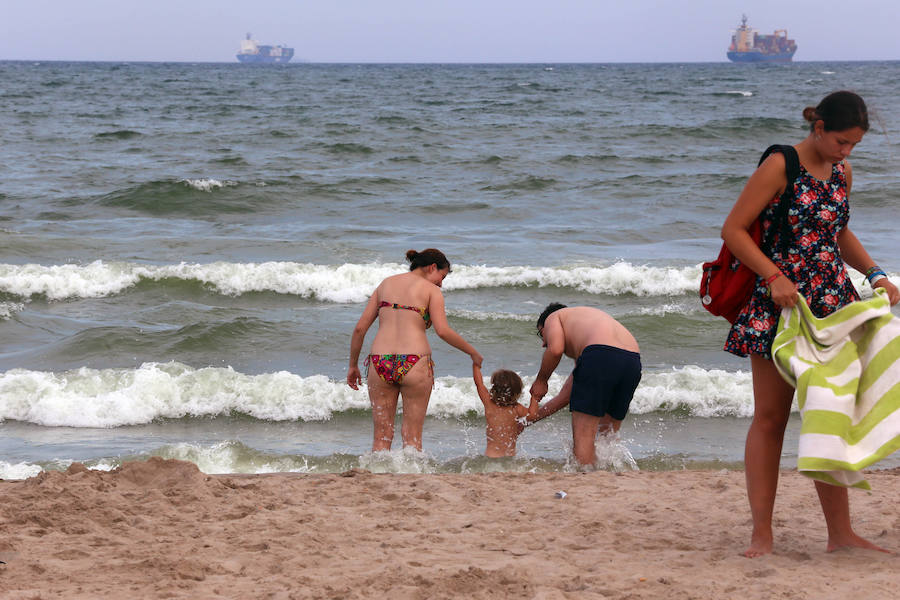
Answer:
[
  {"xmin": 727, "ymin": 15, "xmax": 796, "ymax": 63},
  {"xmin": 236, "ymin": 33, "xmax": 294, "ymax": 64}
]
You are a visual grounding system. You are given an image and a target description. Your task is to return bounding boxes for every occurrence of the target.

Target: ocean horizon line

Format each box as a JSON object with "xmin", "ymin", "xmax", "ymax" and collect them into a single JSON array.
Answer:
[{"xmin": 3, "ymin": 58, "xmax": 899, "ymax": 66}]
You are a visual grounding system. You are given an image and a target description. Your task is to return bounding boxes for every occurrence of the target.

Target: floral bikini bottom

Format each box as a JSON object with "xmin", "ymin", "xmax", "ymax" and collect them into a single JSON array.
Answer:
[{"xmin": 365, "ymin": 354, "xmax": 434, "ymax": 385}]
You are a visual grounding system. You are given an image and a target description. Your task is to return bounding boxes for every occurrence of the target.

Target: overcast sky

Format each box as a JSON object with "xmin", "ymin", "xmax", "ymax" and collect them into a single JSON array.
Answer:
[{"xmin": 1, "ymin": 0, "xmax": 897, "ymax": 63}]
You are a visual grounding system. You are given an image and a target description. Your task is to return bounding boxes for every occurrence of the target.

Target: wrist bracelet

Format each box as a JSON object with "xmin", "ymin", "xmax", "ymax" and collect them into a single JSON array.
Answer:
[
  {"xmin": 866, "ymin": 269, "xmax": 887, "ymax": 286},
  {"xmin": 764, "ymin": 272, "xmax": 782, "ymax": 286},
  {"xmin": 865, "ymin": 265, "xmax": 882, "ymax": 277}
]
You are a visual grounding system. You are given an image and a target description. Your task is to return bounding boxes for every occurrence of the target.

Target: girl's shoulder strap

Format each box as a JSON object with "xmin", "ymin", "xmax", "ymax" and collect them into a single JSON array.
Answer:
[
  {"xmin": 757, "ymin": 145, "xmax": 800, "ymax": 256},
  {"xmin": 758, "ymin": 144, "xmax": 800, "ymax": 185}
]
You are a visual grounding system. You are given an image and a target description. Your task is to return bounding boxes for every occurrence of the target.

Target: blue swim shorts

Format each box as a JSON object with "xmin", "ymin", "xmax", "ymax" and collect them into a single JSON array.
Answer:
[{"xmin": 569, "ymin": 344, "xmax": 642, "ymax": 420}]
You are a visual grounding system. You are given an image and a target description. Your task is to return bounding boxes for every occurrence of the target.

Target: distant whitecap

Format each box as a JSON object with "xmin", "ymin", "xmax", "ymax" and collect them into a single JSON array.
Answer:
[{"xmin": 181, "ymin": 178, "xmax": 238, "ymax": 192}]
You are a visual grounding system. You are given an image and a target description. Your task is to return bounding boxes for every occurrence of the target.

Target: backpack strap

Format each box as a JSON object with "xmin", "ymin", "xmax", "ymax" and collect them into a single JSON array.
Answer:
[{"xmin": 757, "ymin": 144, "xmax": 800, "ymax": 257}]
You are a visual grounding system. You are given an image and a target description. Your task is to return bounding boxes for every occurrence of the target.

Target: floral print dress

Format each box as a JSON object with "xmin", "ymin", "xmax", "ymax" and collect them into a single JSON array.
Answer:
[{"xmin": 725, "ymin": 161, "xmax": 859, "ymax": 358}]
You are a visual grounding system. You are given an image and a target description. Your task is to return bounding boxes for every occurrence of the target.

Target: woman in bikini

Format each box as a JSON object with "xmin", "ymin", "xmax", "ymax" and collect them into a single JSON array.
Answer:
[{"xmin": 347, "ymin": 248, "xmax": 483, "ymax": 451}]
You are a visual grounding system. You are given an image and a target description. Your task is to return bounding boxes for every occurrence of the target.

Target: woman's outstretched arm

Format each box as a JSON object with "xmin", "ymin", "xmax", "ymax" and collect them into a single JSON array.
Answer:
[
  {"xmin": 347, "ymin": 291, "xmax": 380, "ymax": 389},
  {"xmin": 428, "ymin": 289, "xmax": 482, "ymax": 366}
]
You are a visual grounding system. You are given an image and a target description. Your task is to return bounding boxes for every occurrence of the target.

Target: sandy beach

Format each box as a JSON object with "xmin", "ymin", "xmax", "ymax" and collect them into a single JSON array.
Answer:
[{"xmin": 0, "ymin": 458, "xmax": 897, "ymax": 599}]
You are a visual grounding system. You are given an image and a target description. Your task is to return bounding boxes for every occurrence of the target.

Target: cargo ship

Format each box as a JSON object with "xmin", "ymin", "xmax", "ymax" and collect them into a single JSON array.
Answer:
[
  {"xmin": 236, "ymin": 33, "xmax": 294, "ymax": 64},
  {"xmin": 727, "ymin": 15, "xmax": 796, "ymax": 63}
]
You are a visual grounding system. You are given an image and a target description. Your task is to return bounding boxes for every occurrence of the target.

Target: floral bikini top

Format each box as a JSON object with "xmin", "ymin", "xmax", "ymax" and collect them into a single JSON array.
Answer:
[{"xmin": 379, "ymin": 301, "xmax": 432, "ymax": 328}]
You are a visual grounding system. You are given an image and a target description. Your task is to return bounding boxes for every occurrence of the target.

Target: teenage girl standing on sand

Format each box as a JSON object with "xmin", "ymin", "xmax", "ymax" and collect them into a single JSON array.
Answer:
[
  {"xmin": 347, "ymin": 248, "xmax": 483, "ymax": 451},
  {"xmin": 721, "ymin": 91, "xmax": 899, "ymax": 557}
]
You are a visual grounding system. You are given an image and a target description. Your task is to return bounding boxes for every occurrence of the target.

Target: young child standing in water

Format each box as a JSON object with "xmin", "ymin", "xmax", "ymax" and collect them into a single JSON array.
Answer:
[{"xmin": 472, "ymin": 364, "xmax": 528, "ymax": 457}]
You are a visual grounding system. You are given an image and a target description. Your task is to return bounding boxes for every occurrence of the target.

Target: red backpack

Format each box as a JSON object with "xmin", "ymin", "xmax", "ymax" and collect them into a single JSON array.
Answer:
[{"xmin": 699, "ymin": 145, "xmax": 799, "ymax": 323}]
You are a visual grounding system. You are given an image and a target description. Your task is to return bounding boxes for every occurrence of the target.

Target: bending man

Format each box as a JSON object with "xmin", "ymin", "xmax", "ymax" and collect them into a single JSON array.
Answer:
[{"xmin": 529, "ymin": 303, "xmax": 642, "ymax": 466}]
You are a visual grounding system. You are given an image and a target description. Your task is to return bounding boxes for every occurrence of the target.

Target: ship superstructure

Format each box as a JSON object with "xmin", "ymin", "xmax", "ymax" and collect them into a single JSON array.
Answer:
[
  {"xmin": 236, "ymin": 33, "xmax": 294, "ymax": 64},
  {"xmin": 727, "ymin": 15, "xmax": 796, "ymax": 63}
]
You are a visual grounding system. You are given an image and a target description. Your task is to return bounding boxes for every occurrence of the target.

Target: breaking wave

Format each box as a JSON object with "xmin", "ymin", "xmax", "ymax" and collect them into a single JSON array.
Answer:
[
  {"xmin": 0, "ymin": 362, "xmax": 757, "ymax": 428},
  {"xmin": 0, "ymin": 260, "xmax": 704, "ymax": 302}
]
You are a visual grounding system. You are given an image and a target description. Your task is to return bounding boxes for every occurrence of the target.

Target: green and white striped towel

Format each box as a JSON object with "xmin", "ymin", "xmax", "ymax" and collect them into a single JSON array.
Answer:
[{"xmin": 772, "ymin": 288, "xmax": 900, "ymax": 489}]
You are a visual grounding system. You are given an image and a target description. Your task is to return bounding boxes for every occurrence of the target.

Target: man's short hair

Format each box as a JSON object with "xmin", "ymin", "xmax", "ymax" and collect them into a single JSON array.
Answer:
[{"xmin": 537, "ymin": 303, "xmax": 567, "ymax": 329}]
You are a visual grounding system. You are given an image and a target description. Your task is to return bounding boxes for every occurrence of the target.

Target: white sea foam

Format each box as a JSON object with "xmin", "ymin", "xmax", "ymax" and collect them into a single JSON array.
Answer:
[
  {"xmin": 0, "ymin": 362, "xmax": 371, "ymax": 427},
  {"xmin": 0, "ymin": 301, "xmax": 24, "ymax": 320},
  {"xmin": 85, "ymin": 461, "xmax": 117, "ymax": 472},
  {"xmin": 446, "ymin": 263, "xmax": 700, "ymax": 297},
  {"xmin": 358, "ymin": 447, "xmax": 438, "ymax": 474},
  {"xmin": 635, "ymin": 302, "xmax": 700, "ymax": 316},
  {"xmin": 631, "ymin": 366, "xmax": 755, "ymax": 418},
  {"xmin": 0, "ymin": 446, "xmax": 444, "ymax": 478},
  {"xmin": 725, "ymin": 90, "xmax": 753, "ymax": 97},
  {"xmin": 155, "ymin": 442, "xmax": 318, "ymax": 474},
  {"xmin": 0, "ymin": 362, "xmax": 762, "ymax": 428},
  {"xmin": 447, "ymin": 308, "xmax": 534, "ymax": 322},
  {"xmin": 0, "ymin": 458, "xmax": 123, "ymax": 480},
  {"xmin": 593, "ymin": 432, "xmax": 639, "ymax": 471},
  {"xmin": 0, "ymin": 460, "xmax": 43, "ymax": 480},
  {"xmin": 181, "ymin": 178, "xmax": 237, "ymax": 192},
  {"xmin": 0, "ymin": 260, "xmax": 706, "ymax": 302},
  {"xmin": 0, "ymin": 261, "xmax": 143, "ymax": 300},
  {"xmin": 4, "ymin": 261, "xmax": 886, "ymax": 305}
]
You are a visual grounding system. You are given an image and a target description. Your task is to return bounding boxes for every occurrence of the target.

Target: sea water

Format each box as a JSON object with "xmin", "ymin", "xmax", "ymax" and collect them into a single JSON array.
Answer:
[{"xmin": 1, "ymin": 61, "xmax": 898, "ymax": 476}]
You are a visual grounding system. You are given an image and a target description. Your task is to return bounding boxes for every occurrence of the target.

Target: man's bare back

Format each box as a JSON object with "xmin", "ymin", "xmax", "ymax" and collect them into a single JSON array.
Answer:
[{"xmin": 548, "ymin": 306, "xmax": 640, "ymax": 359}]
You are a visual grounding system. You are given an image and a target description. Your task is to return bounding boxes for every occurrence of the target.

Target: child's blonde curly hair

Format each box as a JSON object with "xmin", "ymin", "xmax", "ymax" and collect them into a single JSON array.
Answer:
[{"xmin": 490, "ymin": 369, "xmax": 523, "ymax": 407}]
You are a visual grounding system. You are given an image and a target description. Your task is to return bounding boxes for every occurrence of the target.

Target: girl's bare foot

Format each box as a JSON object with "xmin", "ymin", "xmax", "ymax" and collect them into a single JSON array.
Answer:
[
  {"xmin": 827, "ymin": 532, "xmax": 891, "ymax": 554},
  {"xmin": 743, "ymin": 530, "xmax": 774, "ymax": 558}
]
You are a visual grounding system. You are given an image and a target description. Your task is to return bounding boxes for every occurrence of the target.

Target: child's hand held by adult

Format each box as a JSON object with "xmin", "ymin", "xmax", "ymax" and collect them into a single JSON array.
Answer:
[
  {"xmin": 529, "ymin": 379, "xmax": 548, "ymax": 402},
  {"xmin": 527, "ymin": 396, "xmax": 540, "ymax": 421}
]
